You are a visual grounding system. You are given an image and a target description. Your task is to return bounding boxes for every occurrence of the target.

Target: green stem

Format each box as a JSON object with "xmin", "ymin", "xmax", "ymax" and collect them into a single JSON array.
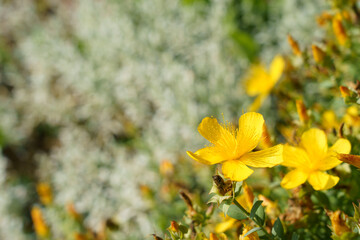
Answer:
[{"xmin": 233, "ymin": 199, "xmax": 273, "ymax": 239}]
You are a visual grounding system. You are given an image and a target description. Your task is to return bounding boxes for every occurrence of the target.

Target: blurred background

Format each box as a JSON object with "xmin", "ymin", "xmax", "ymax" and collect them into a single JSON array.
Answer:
[{"xmin": 0, "ymin": 0, "xmax": 327, "ymax": 239}]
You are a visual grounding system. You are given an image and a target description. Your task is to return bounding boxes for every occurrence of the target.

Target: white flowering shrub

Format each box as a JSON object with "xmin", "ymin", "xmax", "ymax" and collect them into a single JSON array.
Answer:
[{"xmin": 0, "ymin": 0, "xmax": 326, "ymax": 239}]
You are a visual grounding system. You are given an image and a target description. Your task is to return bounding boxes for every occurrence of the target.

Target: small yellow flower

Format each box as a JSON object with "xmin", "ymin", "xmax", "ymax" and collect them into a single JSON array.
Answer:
[
  {"xmin": 239, "ymin": 225, "xmax": 260, "ymax": 240},
  {"xmin": 36, "ymin": 183, "xmax": 53, "ymax": 205},
  {"xmin": 321, "ymin": 110, "xmax": 339, "ymax": 130},
  {"xmin": 344, "ymin": 106, "xmax": 360, "ymax": 127},
  {"xmin": 281, "ymin": 128, "xmax": 351, "ymax": 190},
  {"xmin": 245, "ymin": 56, "xmax": 285, "ymax": 111},
  {"xmin": 31, "ymin": 206, "xmax": 50, "ymax": 238},
  {"xmin": 187, "ymin": 113, "xmax": 283, "ymax": 182}
]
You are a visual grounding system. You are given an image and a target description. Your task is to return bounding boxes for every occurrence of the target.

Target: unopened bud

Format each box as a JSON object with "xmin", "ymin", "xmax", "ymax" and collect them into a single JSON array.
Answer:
[
  {"xmin": 340, "ymin": 86, "xmax": 352, "ymax": 98},
  {"xmin": 31, "ymin": 206, "xmax": 50, "ymax": 237},
  {"xmin": 170, "ymin": 221, "xmax": 179, "ymax": 232},
  {"xmin": 327, "ymin": 210, "xmax": 351, "ymax": 236},
  {"xmin": 152, "ymin": 234, "xmax": 164, "ymax": 240},
  {"xmin": 338, "ymin": 153, "xmax": 360, "ymax": 169},
  {"xmin": 36, "ymin": 183, "xmax": 53, "ymax": 205},
  {"xmin": 209, "ymin": 233, "xmax": 219, "ymax": 240},
  {"xmin": 332, "ymin": 17, "xmax": 347, "ymax": 46},
  {"xmin": 311, "ymin": 45, "xmax": 325, "ymax": 63},
  {"xmin": 74, "ymin": 233, "xmax": 88, "ymax": 240},
  {"xmin": 66, "ymin": 203, "xmax": 82, "ymax": 221},
  {"xmin": 296, "ymin": 99, "xmax": 309, "ymax": 123},
  {"xmin": 317, "ymin": 11, "xmax": 332, "ymax": 26},
  {"xmin": 160, "ymin": 160, "xmax": 174, "ymax": 176},
  {"xmin": 287, "ymin": 34, "xmax": 302, "ymax": 56}
]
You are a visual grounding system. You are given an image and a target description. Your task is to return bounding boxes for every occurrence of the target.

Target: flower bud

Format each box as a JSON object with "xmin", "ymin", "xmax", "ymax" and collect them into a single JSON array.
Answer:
[
  {"xmin": 36, "ymin": 183, "xmax": 53, "ymax": 205},
  {"xmin": 287, "ymin": 34, "xmax": 302, "ymax": 56},
  {"xmin": 66, "ymin": 202, "xmax": 82, "ymax": 221},
  {"xmin": 209, "ymin": 233, "xmax": 219, "ymax": 240},
  {"xmin": 327, "ymin": 210, "xmax": 351, "ymax": 236},
  {"xmin": 170, "ymin": 221, "xmax": 179, "ymax": 232},
  {"xmin": 338, "ymin": 153, "xmax": 360, "ymax": 169},
  {"xmin": 311, "ymin": 45, "xmax": 325, "ymax": 63},
  {"xmin": 296, "ymin": 99, "xmax": 309, "ymax": 123},
  {"xmin": 340, "ymin": 86, "xmax": 352, "ymax": 98},
  {"xmin": 31, "ymin": 206, "xmax": 50, "ymax": 237},
  {"xmin": 160, "ymin": 159, "xmax": 174, "ymax": 176},
  {"xmin": 332, "ymin": 17, "xmax": 347, "ymax": 46}
]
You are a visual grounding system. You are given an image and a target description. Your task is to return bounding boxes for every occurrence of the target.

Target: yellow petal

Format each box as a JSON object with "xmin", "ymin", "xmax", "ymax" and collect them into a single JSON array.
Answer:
[
  {"xmin": 240, "ymin": 144, "xmax": 283, "ymax": 168},
  {"xmin": 300, "ymin": 128, "xmax": 328, "ymax": 163},
  {"xmin": 187, "ymin": 147, "xmax": 225, "ymax": 165},
  {"xmin": 248, "ymin": 94, "xmax": 267, "ymax": 112},
  {"xmin": 269, "ymin": 55, "xmax": 285, "ymax": 82},
  {"xmin": 197, "ymin": 117, "xmax": 223, "ymax": 144},
  {"xmin": 236, "ymin": 112, "xmax": 264, "ymax": 157},
  {"xmin": 197, "ymin": 117, "xmax": 237, "ymax": 157},
  {"xmin": 282, "ymin": 144, "xmax": 311, "ymax": 168},
  {"xmin": 318, "ymin": 138, "xmax": 351, "ymax": 171},
  {"xmin": 222, "ymin": 160, "xmax": 254, "ymax": 182},
  {"xmin": 308, "ymin": 171, "xmax": 339, "ymax": 190},
  {"xmin": 245, "ymin": 65, "xmax": 270, "ymax": 96},
  {"xmin": 330, "ymin": 138, "xmax": 351, "ymax": 154},
  {"xmin": 280, "ymin": 169, "xmax": 308, "ymax": 189},
  {"xmin": 215, "ymin": 218, "xmax": 237, "ymax": 233}
]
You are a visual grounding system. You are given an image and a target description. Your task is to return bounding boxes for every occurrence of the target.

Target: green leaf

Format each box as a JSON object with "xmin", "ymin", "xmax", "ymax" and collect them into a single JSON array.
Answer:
[
  {"xmin": 271, "ymin": 218, "xmax": 284, "ymax": 238},
  {"xmin": 219, "ymin": 199, "xmax": 232, "ymax": 216},
  {"xmin": 250, "ymin": 199, "xmax": 265, "ymax": 226},
  {"xmin": 250, "ymin": 200, "xmax": 263, "ymax": 219},
  {"xmin": 244, "ymin": 227, "xmax": 262, "ymax": 237},
  {"xmin": 227, "ymin": 204, "xmax": 248, "ymax": 220}
]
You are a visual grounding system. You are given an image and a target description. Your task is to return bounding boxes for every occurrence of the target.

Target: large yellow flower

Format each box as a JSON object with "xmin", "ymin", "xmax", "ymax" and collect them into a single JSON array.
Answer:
[
  {"xmin": 245, "ymin": 55, "xmax": 285, "ymax": 111},
  {"xmin": 281, "ymin": 128, "xmax": 351, "ymax": 190},
  {"xmin": 187, "ymin": 112, "xmax": 283, "ymax": 182}
]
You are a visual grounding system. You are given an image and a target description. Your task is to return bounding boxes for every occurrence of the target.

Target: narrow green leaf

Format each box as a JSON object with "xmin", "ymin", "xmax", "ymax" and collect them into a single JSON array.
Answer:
[{"xmin": 250, "ymin": 200, "xmax": 263, "ymax": 219}]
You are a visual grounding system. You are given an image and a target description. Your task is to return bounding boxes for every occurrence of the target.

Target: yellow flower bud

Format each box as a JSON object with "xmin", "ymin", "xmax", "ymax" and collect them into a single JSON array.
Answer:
[
  {"xmin": 296, "ymin": 99, "xmax": 309, "ymax": 123},
  {"xmin": 332, "ymin": 17, "xmax": 347, "ymax": 46},
  {"xmin": 317, "ymin": 11, "xmax": 332, "ymax": 26},
  {"xmin": 209, "ymin": 233, "xmax": 219, "ymax": 240},
  {"xmin": 66, "ymin": 202, "xmax": 82, "ymax": 221},
  {"xmin": 327, "ymin": 210, "xmax": 351, "ymax": 236},
  {"xmin": 170, "ymin": 221, "xmax": 179, "ymax": 232},
  {"xmin": 287, "ymin": 34, "xmax": 302, "ymax": 56},
  {"xmin": 311, "ymin": 45, "xmax": 325, "ymax": 63},
  {"xmin": 36, "ymin": 183, "xmax": 53, "ymax": 205},
  {"xmin": 339, "ymin": 86, "xmax": 351, "ymax": 98},
  {"xmin": 31, "ymin": 206, "xmax": 50, "ymax": 237},
  {"xmin": 74, "ymin": 233, "xmax": 88, "ymax": 240},
  {"xmin": 160, "ymin": 159, "xmax": 174, "ymax": 176}
]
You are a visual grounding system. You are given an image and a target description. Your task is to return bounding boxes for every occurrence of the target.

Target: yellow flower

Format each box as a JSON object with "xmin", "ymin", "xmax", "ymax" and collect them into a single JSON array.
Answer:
[
  {"xmin": 245, "ymin": 56, "xmax": 285, "ymax": 111},
  {"xmin": 187, "ymin": 112, "xmax": 283, "ymax": 182},
  {"xmin": 321, "ymin": 110, "xmax": 339, "ymax": 130},
  {"xmin": 281, "ymin": 128, "xmax": 351, "ymax": 190},
  {"xmin": 344, "ymin": 106, "xmax": 360, "ymax": 127}
]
